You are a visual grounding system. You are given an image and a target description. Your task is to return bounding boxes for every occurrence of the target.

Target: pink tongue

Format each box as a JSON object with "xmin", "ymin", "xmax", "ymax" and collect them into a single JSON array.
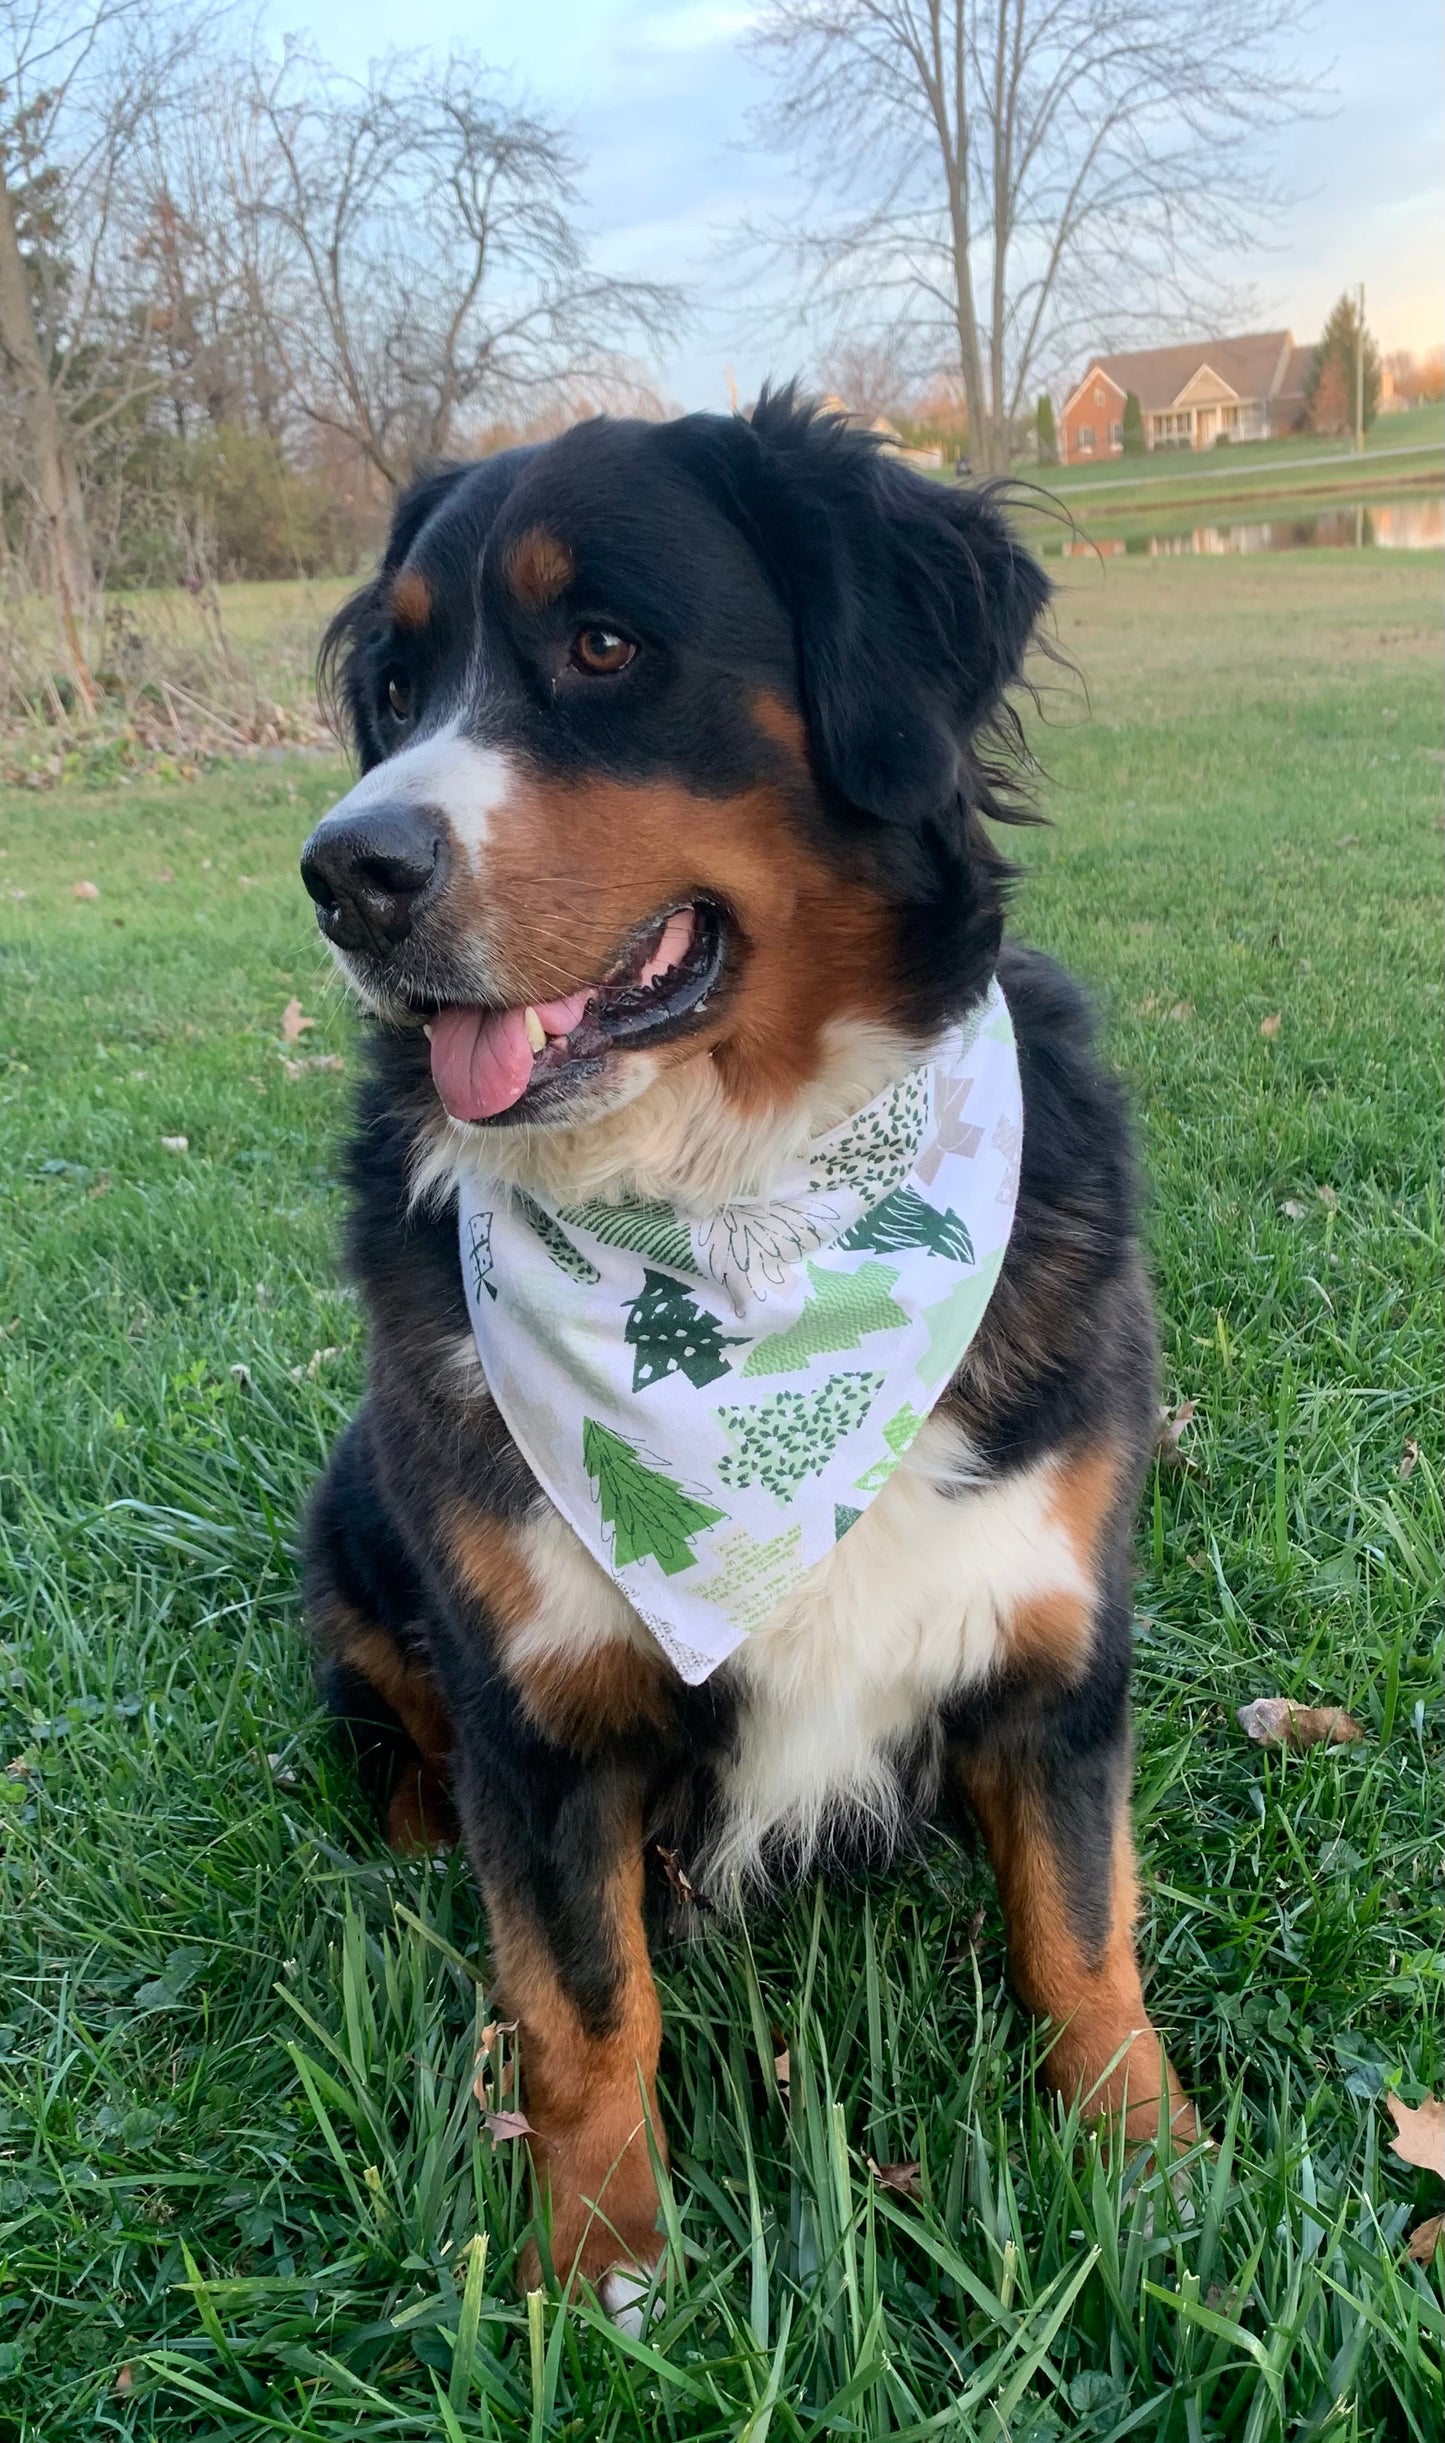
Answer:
[{"xmin": 428, "ymin": 990, "xmax": 591, "ymax": 1121}]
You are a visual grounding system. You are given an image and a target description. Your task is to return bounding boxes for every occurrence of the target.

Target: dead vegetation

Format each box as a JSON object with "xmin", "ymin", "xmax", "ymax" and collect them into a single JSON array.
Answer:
[{"xmin": 0, "ymin": 571, "xmax": 338, "ymax": 787}]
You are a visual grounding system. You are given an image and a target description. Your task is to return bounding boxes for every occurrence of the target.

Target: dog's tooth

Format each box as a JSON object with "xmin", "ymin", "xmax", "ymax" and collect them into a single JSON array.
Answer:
[
  {"xmin": 422, "ymin": 1023, "xmax": 433, "ymax": 1040},
  {"xmin": 522, "ymin": 1005, "xmax": 546, "ymax": 1054}
]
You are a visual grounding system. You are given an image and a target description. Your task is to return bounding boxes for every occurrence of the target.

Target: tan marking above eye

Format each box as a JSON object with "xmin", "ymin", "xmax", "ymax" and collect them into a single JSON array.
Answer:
[
  {"xmin": 751, "ymin": 687, "xmax": 810, "ymax": 763},
  {"xmin": 571, "ymin": 628, "xmax": 637, "ymax": 676},
  {"xmin": 506, "ymin": 527, "xmax": 576, "ymax": 608},
  {"xmin": 390, "ymin": 569, "xmax": 431, "ymax": 629}
]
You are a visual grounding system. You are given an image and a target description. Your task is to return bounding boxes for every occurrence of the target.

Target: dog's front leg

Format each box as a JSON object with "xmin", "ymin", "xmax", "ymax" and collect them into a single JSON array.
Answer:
[
  {"xmin": 460, "ymin": 1744, "xmax": 665, "ymax": 2299},
  {"xmin": 954, "ymin": 1731, "xmax": 1197, "ymax": 2145}
]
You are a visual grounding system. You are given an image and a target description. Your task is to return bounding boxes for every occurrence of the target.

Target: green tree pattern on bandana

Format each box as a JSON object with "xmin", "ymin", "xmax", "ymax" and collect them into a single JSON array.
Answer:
[
  {"xmin": 582, "ymin": 1418, "xmax": 724, "ymax": 1575},
  {"xmin": 854, "ymin": 1401, "xmax": 927, "ymax": 1491},
  {"xmin": 624, "ymin": 1270, "xmax": 742, "ymax": 1392},
  {"xmin": 838, "ymin": 1184, "xmax": 975, "ymax": 1266},
  {"xmin": 718, "ymin": 1371, "xmax": 884, "ymax": 1499},
  {"xmin": 559, "ymin": 1199, "xmax": 698, "ymax": 1276},
  {"xmin": 741, "ymin": 1260, "xmax": 907, "ymax": 1377},
  {"xmin": 808, "ymin": 1070, "xmax": 928, "ymax": 1197},
  {"xmin": 517, "ymin": 1195, "xmax": 601, "ymax": 1285}
]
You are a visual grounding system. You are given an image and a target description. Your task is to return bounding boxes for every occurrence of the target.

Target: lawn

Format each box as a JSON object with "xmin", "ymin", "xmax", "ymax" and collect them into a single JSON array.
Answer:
[
  {"xmin": 1033, "ymin": 403, "xmax": 1444, "ymax": 518},
  {"xmin": 0, "ymin": 550, "xmax": 1441, "ymax": 2438}
]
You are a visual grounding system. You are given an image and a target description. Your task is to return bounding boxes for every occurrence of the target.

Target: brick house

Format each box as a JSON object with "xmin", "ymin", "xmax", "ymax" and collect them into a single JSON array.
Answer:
[{"xmin": 1057, "ymin": 331, "xmax": 1313, "ymax": 463}]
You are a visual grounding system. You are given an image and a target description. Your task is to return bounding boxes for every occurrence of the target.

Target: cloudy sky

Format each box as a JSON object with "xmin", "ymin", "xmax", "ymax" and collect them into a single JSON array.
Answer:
[{"xmin": 268, "ymin": 0, "xmax": 1443, "ymax": 412}]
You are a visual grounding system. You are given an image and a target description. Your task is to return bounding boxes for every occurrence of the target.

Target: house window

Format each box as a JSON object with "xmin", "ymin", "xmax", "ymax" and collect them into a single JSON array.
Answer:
[
  {"xmin": 1077, "ymin": 424, "xmax": 1094, "ymax": 452},
  {"xmin": 1108, "ymin": 420, "xmax": 1123, "ymax": 447}
]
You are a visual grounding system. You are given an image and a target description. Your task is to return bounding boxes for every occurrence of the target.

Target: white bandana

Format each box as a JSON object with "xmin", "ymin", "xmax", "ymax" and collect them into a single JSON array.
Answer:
[{"xmin": 458, "ymin": 977, "xmax": 1022, "ymax": 1684}]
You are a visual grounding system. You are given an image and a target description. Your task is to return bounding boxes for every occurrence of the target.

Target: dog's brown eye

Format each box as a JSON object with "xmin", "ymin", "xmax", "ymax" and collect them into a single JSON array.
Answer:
[
  {"xmin": 570, "ymin": 627, "xmax": 636, "ymax": 676},
  {"xmin": 386, "ymin": 676, "xmax": 412, "ymax": 721}
]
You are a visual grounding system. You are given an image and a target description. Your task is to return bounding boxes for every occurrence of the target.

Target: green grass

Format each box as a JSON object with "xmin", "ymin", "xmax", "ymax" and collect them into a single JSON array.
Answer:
[
  {"xmin": 1, "ymin": 552, "xmax": 1441, "ymax": 2438},
  {"xmin": 1034, "ymin": 402, "xmax": 1444, "ymax": 513}
]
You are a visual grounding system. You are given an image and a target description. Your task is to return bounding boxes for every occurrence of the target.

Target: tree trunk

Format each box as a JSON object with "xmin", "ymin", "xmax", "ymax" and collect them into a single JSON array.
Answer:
[{"xmin": 0, "ymin": 162, "xmax": 98, "ymax": 711}]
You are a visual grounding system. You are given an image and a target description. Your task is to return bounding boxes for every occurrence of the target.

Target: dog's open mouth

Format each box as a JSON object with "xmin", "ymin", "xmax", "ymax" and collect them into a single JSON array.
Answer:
[{"xmin": 424, "ymin": 899, "xmax": 726, "ymax": 1123}]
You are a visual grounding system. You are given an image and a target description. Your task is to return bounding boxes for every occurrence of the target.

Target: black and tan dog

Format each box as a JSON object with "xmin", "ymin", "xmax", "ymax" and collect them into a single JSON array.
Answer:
[{"xmin": 299, "ymin": 390, "xmax": 1195, "ymax": 2307}]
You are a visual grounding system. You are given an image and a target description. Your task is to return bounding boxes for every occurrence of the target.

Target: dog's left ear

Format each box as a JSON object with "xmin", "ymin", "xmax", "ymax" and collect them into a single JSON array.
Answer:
[{"xmin": 669, "ymin": 390, "xmax": 1049, "ymax": 829}]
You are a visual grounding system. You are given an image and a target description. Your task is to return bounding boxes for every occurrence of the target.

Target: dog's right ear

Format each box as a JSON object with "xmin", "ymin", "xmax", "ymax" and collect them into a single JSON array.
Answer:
[{"xmin": 318, "ymin": 463, "xmax": 472, "ymax": 767}]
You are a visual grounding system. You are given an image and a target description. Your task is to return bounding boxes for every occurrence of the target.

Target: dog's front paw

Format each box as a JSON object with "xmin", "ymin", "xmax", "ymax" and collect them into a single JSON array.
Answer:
[
  {"xmin": 519, "ymin": 2112, "xmax": 664, "ymax": 2302},
  {"xmin": 599, "ymin": 2265, "xmax": 661, "ymax": 2336}
]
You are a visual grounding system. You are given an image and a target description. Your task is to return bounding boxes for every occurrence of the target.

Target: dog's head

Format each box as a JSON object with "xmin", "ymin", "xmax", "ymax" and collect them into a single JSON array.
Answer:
[{"xmin": 305, "ymin": 390, "xmax": 1047, "ymax": 1195}]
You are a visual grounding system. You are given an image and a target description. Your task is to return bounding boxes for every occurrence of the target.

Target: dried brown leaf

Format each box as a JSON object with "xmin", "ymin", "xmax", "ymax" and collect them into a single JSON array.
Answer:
[
  {"xmin": 773, "ymin": 2049, "xmax": 790, "ymax": 2093},
  {"xmin": 484, "ymin": 2108, "xmax": 534, "ymax": 2143},
  {"xmin": 1316, "ymin": 1183, "xmax": 1338, "ymax": 1210},
  {"xmin": 1260, "ymin": 1013, "xmax": 1282, "ymax": 1038},
  {"xmin": 654, "ymin": 1844, "xmax": 697, "ymax": 1907},
  {"xmin": 1387, "ymin": 2094, "xmax": 1445, "ymax": 2178},
  {"xmin": 159, "ymin": 1135, "xmax": 189, "ymax": 1155},
  {"xmin": 1236, "ymin": 1698, "xmax": 1364, "ymax": 1752},
  {"xmin": 115, "ymin": 2364, "xmax": 134, "ymax": 2397},
  {"xmin": 1281, "ymin": 1199, "xmax": 1308, "ymax": 1221},
  {"xmin": 73, "ymin": 879, "xmax": 99, "ymax": 900},
  {"xmin": 1156, "ymin": 1398, "xmax": 1205, "ymax": 1479},
  {"xmin": 281, "ymin": 997, "xmax": 316, "ymax": 1043},
  {"xmin": 868, "ymin": 2158, "xmax": 922, "ymax": 2196},
  {"xmin": 1168, "ymin": 1000, "xmax": 1195, "ymax": 1022},
  {"xmin": 1406, "ymin": 2214, "xmax": 1443, "ymax": 2264},
  {"xmin": 1399, "ymin": 1439, "xmax": 1420, "ymax": 1481}
]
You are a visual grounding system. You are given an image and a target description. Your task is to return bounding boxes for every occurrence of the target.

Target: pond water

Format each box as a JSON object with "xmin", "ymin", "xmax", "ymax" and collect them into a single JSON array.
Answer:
[{"xmin": 1044, "ymin": 494, "xmax": 1444, "ymax": 558}]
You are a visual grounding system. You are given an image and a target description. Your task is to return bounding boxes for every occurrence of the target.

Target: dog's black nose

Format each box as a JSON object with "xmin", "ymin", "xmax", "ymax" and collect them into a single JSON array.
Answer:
[{"xmin": 300, "ymin": 804, "xmax": 445, "ymax": 952}]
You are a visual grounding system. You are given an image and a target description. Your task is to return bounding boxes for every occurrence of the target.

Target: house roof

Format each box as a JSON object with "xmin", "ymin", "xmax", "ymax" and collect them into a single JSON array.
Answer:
[
  {"xmin": 1277, "ymin": 343, "xmax": 1314, "ymax": 403},
  {"xmin": 1063, "ymin": 331, "xmax": 1298, "ymax": 417}
]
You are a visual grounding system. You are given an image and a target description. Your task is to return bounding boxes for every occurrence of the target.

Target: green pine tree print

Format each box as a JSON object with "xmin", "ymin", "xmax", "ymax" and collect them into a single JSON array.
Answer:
[
  {"xmin": 834, "ymin": 1503, "xmax": 862, "ymax": 1541},
  {"xmin": 741, "ymin": 1260, "xmax": 907, "ymax": 1377},
  {"xmin": 838, "ymin": 1185, "xmax": 974, "ymax": 1265},
  {"xmin": 718, "ymin": 1371, "xmax": 884, "ymax": 1499},
  {"xmin": 854, "ymin": 1401, "xmax": 926, "ymax": 1491},
  {"xmin": 517, "ymin": 1196, "xmax": 600, "ymax": 1285},
  {"xmin": 559, "ymin": 1198, "xmax": 698, "ymax": 1275},
  {"xmin": 917, "ymin": 1250, "xmax": 1004, "ymax": 1388},
  {"xmin": 582, "ymin": 1418, "xmax": 724, "ymax": 1575},
  {"xmin": 808, "ymin": 1069, "xmax": 928, "ymax": 1196},
  {"xmin": 624, "ymin": 1270, "xmax": 741, "ymax": 1391}
]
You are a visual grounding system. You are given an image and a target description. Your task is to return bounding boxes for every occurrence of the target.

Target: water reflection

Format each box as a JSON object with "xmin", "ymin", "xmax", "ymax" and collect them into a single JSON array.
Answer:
[{"xmin": 1048, "ymin": 495, "xmax": 1444, "ymax": 558}]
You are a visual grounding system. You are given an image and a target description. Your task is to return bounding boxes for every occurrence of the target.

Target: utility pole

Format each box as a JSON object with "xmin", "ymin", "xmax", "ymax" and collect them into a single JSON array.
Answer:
[{"xmin": 1355, "ymin": 281, "xmax": 1365, "ymax": 455}]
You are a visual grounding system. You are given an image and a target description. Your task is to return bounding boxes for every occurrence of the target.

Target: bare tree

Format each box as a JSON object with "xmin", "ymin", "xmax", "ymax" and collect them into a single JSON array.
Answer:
[
  {"xmin": 126, "ymin": 63, "xmax": 295, "ymax": 444},
  {"xmin": 749, "ymin": 0, "xmax": 1317, "ymax": 474},
  {"xmin": 0, "ymin": 0, "xmax": 132, "ymax": 696},
  {"xmin": 819, "ymin": 331, "xmax": 917, "ymax": 420},
  {"xmin": 0, "ymin": 0, "xmax": 203, "ymax": 694},
  {"xmin": 249, "ymin": 49, "xmax": 683, "ymax": 489}
]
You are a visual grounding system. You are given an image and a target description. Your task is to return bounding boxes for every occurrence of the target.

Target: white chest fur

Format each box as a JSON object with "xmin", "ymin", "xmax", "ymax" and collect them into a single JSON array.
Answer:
[{"xmin": 509, "ymin": 1407, "xmax": 1095, "ymax": 1899}]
